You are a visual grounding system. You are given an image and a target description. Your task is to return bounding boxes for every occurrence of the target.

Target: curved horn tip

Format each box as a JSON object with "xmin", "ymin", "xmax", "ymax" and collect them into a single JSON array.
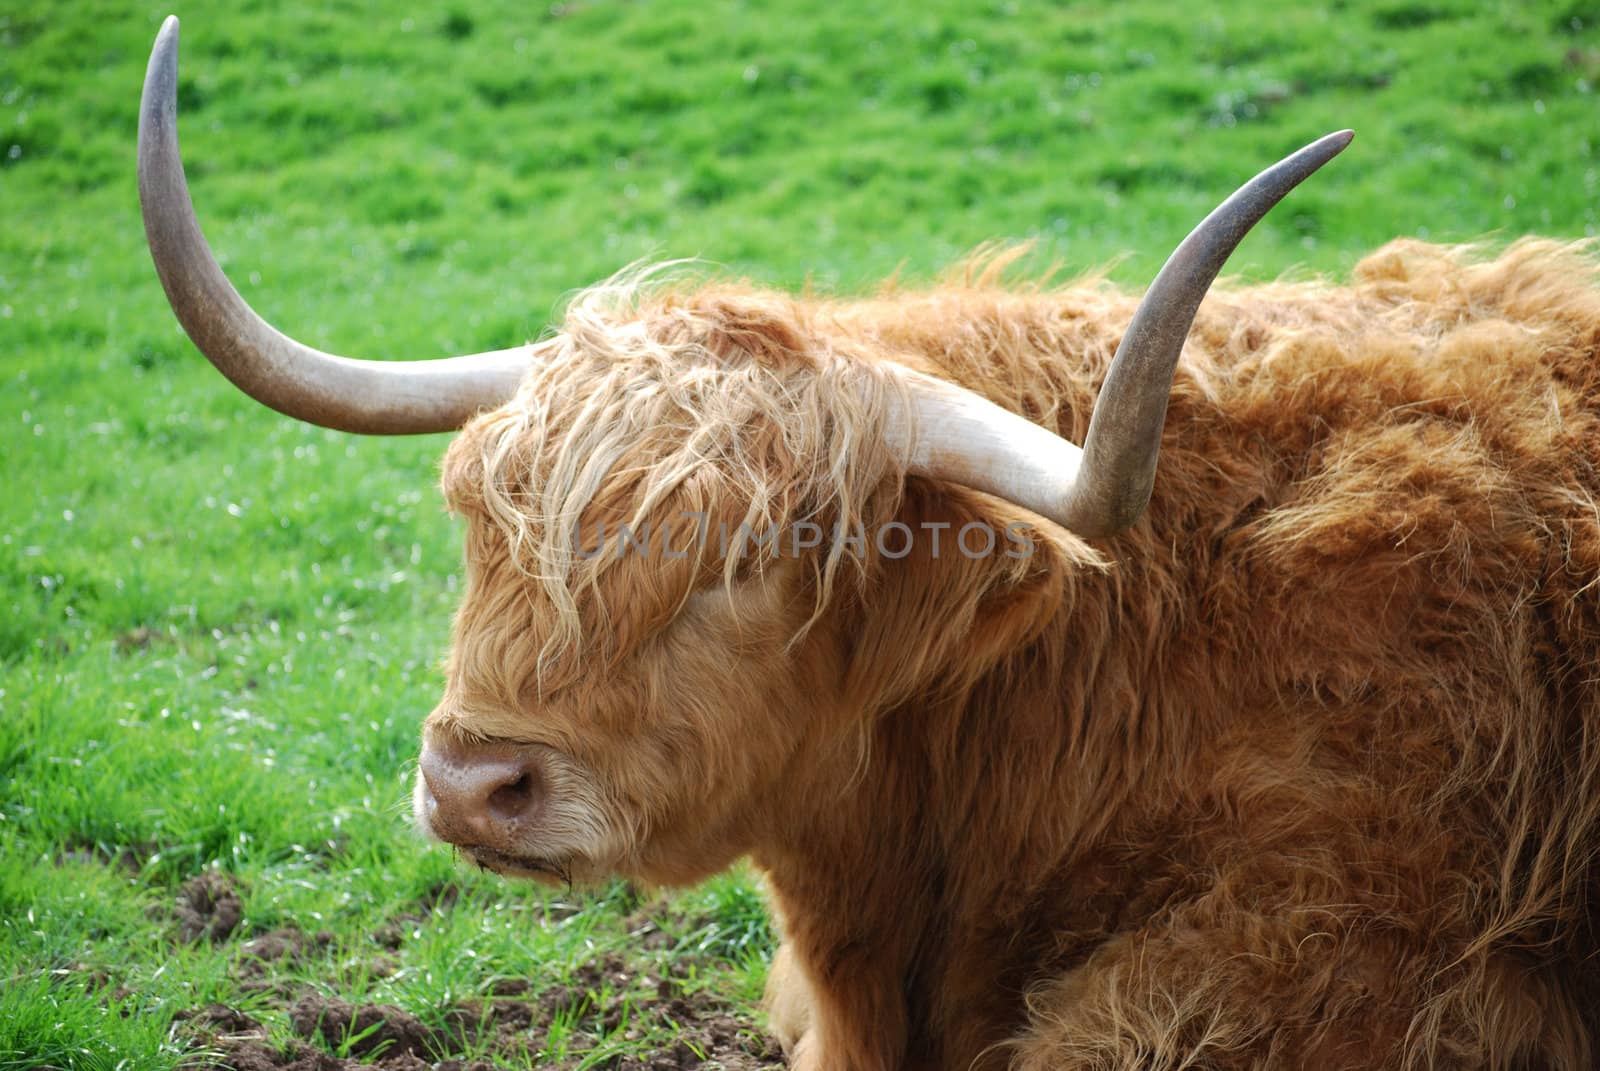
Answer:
[
  {"xmin": 1304, "ymin": 129, "xmax": 1355, "ymax": 166},
  {"xmin": 1312, "ymin": 127, "xmax": 1350, "ymax": 153},
  {"xmin": 144, "ymin": 16, "xmax": 181, "ymax": 109},
  {"xmin": 155, "ymin": 14, "xmax": 179, "ymax": 55}
]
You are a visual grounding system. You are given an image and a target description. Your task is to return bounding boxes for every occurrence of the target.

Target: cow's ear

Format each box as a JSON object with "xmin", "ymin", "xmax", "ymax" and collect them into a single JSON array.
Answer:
[{"xmin": 841, "ymin": 480, "xmax": 1105, "ymax": 712}]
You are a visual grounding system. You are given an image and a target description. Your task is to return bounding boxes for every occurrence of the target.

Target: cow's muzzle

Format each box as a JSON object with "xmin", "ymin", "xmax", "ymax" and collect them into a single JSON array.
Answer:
[{"xmin": 416, "ymin": 733, "xmax": 546, "ymax": 852}]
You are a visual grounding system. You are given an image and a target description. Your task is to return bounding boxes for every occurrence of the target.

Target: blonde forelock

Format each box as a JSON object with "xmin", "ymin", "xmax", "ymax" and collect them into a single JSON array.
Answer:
[{"xmin": 442, "ymin": 265, "xmax": 909, "ymax": 687}]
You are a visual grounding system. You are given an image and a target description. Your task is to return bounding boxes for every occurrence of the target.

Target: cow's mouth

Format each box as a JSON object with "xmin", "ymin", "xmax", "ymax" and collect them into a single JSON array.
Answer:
[{"xmin": 463, "ymin": 845, "xmax": 572, "ymax": 884}]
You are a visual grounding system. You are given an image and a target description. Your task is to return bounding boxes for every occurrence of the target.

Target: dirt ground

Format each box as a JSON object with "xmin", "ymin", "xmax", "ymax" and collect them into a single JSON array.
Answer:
[{"xmin": 167, "ymin": 874, "xmax": 786, "ymax": 1070}]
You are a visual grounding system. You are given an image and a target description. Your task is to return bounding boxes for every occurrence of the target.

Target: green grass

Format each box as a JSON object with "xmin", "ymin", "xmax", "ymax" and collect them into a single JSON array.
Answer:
[{"xmin": 3, "ymin": 0, "xmax": 1598, "ymax": 1065}]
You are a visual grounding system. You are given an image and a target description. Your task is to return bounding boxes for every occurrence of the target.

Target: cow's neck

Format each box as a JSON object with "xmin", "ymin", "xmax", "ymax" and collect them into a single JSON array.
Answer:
[{"xmin": 755, "ymin": 648, "xmax": 1174, "ymax": 1071}]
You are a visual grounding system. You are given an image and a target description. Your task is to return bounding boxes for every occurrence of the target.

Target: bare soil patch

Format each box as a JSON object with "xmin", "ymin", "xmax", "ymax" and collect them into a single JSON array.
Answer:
[
  {"xmin": 178, "ymin": 977, "xmax": 782, "ymax": 1070},
  {"xmin": 174, "ymin": 871, "xmax": 245, "ymax": 943},
  {"xmin": 169, "ymin": 886, "xmax": 784, "ymax": 1070}
]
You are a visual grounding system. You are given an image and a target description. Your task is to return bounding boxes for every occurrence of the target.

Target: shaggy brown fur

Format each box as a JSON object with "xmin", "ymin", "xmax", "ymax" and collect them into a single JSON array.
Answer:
[{"xmin": 429, "ymin": 239, "xmax": 1600, "ymax": 1069}]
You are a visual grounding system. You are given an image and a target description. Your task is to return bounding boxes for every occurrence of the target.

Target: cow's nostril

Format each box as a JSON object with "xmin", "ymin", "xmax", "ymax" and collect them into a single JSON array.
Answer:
[
  {"xmin": 486, "ymin": 770, "xmax": 538, "ymax": 821},
  {"xmin": 418, "ymin": 736, "xmax": 545, "ymax": 840}
]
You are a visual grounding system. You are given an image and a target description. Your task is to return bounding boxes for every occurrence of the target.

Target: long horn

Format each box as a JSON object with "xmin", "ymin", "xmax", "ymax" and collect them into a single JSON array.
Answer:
[
  {"xmin": 886, "ymin": 130, "xmax": 1353, "ymax": 538},
  {"xmin": 138, "ymin": 16, "xmax": 532, "ymax": 434}
]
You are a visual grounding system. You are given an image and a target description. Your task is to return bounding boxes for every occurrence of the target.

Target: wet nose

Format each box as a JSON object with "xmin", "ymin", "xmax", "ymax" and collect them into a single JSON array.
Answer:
[{"xmin": 418, "ymin": 735, "xmax": 543, "ymax": 845}]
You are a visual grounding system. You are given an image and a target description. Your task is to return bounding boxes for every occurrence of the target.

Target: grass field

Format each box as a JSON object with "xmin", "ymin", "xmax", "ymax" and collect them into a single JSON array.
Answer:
[{"xmin": 4, "ymin": 0, "xmax": 1599, "ymax": 1067}]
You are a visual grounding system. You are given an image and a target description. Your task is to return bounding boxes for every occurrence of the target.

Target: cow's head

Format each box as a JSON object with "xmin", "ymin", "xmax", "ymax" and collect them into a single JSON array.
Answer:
[{"xmin": 138, "ymin": 17, "xmax": 1349, "ymax": 886}]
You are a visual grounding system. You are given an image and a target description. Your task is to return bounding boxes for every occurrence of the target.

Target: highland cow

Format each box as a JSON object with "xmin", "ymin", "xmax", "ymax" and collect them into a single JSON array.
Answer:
[{"xmin": 140, "ymin": 16, "xmax": 1600, "ymax": 1070}]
